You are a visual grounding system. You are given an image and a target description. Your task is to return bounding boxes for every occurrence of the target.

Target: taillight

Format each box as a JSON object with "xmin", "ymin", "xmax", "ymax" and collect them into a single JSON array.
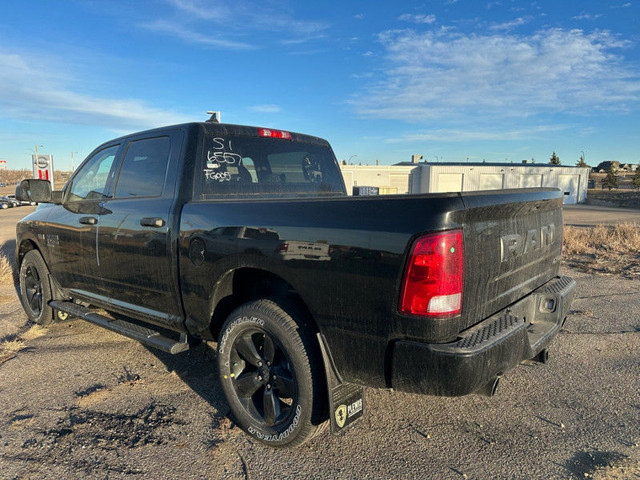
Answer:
[
  {"xmin": 257, "ymin": 128, "xmax": 292, "ymax": 140},
  {"xmin": 399, "ymin": 230, "xmax": 464, "ymax": 317}
]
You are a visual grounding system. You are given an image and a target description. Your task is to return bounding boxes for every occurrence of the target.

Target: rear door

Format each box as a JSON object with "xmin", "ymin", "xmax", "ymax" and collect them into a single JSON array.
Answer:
[{"xmin": 95, "ymin": 130, "xmax": 184, "ymax": 327}]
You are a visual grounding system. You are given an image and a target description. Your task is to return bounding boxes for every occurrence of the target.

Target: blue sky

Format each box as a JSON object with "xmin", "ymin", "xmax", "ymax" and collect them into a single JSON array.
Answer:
[{"xmin": 1, "ymin": 0, "xmax": 640, "ymax": 170}]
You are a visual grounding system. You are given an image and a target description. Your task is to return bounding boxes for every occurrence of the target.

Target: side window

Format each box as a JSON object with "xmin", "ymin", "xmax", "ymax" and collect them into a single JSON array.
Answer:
[
  {"xmin": 114, "ymin": 137, "xmax": 170, "ymax": 198},
  {"xmin": 68, "ymin": 145, "xmax": 119, "ymax": 201}
]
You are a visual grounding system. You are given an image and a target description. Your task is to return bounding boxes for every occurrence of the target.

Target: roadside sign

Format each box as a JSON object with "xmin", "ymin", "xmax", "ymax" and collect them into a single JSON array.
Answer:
[
  {"xmin": 32, "ymin": 154, "xmax": 55, "ymax": 189},
  {"xmin": 0, "ymin": 160, "xmax": 6, "ymax": 170}
]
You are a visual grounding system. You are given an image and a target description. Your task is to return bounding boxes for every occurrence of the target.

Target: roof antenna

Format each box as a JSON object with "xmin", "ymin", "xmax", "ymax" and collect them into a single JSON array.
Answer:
[{"xmin": 206, "ymin": 111, "xmax": 221, "ymax": 123}]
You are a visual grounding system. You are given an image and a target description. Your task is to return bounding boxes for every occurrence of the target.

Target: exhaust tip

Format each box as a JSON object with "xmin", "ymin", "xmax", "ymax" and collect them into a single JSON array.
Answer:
[{"xmin": 476, "ymin": 376, "xmax": 501, "ymax": 397}]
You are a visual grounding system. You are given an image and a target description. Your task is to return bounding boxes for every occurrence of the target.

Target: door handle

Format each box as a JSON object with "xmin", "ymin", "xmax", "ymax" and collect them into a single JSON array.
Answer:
[
  {"xmin": 79, "ymin": 216, "xmax": 97, "ymax": 225},
  {"xmin": 140, "ymin": 217, "xmax": 165, "ymax": 228}
]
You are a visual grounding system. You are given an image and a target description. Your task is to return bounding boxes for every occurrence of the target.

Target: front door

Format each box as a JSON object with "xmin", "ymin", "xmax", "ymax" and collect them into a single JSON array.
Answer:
[{"xmin": 46, "ymin": 144, "xmax": 120, "ymax": 295}]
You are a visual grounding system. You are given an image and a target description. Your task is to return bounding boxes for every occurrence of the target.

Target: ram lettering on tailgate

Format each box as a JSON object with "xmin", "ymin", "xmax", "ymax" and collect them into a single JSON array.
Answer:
[{"xmin": 500, "ymin": 224, "xmax": 555, "ymax": 262}]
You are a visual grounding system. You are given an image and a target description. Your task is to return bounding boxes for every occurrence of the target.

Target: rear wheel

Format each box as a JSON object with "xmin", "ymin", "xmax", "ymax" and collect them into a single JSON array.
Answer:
[
  {"xmin": 217, "ymin": 299, "xmax": 327, "ymax": 447},
  {"xmin": 19, "ymin": 250, "xmax": 54, "ymax": 325}
]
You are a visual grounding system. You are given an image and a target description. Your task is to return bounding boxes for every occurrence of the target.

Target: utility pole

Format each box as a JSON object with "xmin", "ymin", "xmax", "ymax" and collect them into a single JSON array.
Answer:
[{"xmin": 71, "ymin": 151, "xmax": 78, "ymax": 171}]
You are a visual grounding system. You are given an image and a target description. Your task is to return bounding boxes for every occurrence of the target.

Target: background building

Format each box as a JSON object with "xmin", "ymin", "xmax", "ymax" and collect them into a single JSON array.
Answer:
[
  {"xmin": 340, "ymin": 162, "xmax": 591, "ymax": 204},
  {"xmin": 340, "ymin": 164, "xmax": 418, "ymax": 195}
]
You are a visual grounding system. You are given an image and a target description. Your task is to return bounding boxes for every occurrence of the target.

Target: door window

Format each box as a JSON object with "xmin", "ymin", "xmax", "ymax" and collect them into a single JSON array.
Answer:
[
  {"xmin": 114, "ymin": 137, "xmax": 171, "ymax": 198},
  {"xmin": 67, "ymin": 145, "xmax": 119, "ymax": 201}
]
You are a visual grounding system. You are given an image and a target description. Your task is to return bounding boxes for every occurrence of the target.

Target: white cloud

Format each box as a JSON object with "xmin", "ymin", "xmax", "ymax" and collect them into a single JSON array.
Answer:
[
  {"xmin": 572, "ymin": 13, "xmax": 603, "ymax": 21},
  {"xmin": 140, "ymin": 20, "xmax": 254, "ymax": 49},
  {"xmin": 398, "ymin": 14, "xmax": 437, "ymax": 24},
  {"xmin": 161, "ymin": 0, "xmax": 329, "ymax": 46},
  {"xmin": 0, "ymin": 50, "xmax": 190, "ymax": 130},
  {"xmin": 350, "ymin": 72, "xmax": 374, "ymax": 79},
  {"xmin": 351, "ymin": 28, "xmax": 640, "ymax": 121},
  {"xmin": 250, "ymin": 104, "xmax": 282, "ymax": 113},
  {"xmin": 489, "ymin": 17, "xmax": 529, "ymax": 31}
]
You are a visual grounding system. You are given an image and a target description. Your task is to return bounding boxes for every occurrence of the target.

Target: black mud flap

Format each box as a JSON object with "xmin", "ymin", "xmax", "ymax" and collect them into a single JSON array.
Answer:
[{"xmin": 317, "ymin": 334, "xmax": 365, "ymax": 434}]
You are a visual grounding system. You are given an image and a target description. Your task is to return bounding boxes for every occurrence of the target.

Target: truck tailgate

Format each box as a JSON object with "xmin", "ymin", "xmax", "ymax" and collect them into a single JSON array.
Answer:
[{"xmin": 455, "ymin": 189, "xmax": 563, "ymax": 330}]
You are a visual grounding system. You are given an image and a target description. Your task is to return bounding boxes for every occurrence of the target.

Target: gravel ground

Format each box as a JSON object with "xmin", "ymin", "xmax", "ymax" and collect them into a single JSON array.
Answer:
[
  {"xmin": 1, "ymin": 206, "xmax": 639, "ymax": 479},
  {"xmin": 0, "ymin": 265, "xmax": 638, "ymax": 480}
]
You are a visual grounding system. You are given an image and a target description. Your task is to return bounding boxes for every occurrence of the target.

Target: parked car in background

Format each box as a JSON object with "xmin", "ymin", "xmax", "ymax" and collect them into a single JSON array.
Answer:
[
  {"xmin": 0, "ymin": 195, "xmax": 18, "ymax": 208},
  {"xmin": 0, "ymin": 197, "xmax": 10, "ymax": 209},
  {"xmin": 7, "ymin": 193, "xmax": 35, "ymax": 206}
]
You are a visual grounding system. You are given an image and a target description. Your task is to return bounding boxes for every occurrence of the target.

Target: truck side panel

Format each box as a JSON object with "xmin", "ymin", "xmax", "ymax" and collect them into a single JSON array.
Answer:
[{"xmin": 178, "ymin": 194, "xmax": 466, "ymax": 387}]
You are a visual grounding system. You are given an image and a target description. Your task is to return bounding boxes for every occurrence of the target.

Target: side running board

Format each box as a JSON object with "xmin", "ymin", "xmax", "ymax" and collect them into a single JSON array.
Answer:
[{"xmin": 49, "ymin": 300, "xmax": 190, "ymax": 354}]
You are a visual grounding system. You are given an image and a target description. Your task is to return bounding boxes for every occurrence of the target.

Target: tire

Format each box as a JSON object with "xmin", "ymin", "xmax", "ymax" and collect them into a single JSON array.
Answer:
[
  {"xmin": 19, "ymin": 250, "xmax": 54, "ymax": 325},
  {"xmin": 217, "ymin": 298, "xmax": 327, "ymax": 447}
]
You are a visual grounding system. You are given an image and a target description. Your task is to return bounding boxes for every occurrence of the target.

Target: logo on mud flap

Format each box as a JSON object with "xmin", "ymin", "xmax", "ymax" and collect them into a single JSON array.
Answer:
[{"xmin": 335, "ymin": 404, "xmax": 347, "ymax": 428}]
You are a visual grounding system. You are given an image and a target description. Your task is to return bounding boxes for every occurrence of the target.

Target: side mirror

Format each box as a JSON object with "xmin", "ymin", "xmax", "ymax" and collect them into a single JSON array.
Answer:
[{"xmin": 16, "ymin": 179, "xmax": 57, "ymax": 204}]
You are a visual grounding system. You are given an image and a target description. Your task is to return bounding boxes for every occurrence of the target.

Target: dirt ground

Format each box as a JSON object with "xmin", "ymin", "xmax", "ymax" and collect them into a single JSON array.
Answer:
[
  {"xmin": 0, "ymin": 265, "xmax": 638, "ymax": 480},
  {"xmin": 1, "ymin": 202, "xmax": 639, "ymax": 479}
]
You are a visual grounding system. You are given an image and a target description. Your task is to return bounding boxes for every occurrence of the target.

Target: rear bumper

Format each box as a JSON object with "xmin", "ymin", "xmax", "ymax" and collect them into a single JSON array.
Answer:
[{"xmin": 390, "ymin": 276, "xmax": 576, "ymax": 396}]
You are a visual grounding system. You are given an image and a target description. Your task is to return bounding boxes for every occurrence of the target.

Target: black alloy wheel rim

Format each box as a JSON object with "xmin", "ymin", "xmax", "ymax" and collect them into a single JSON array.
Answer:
[
  {"xmin": 24, "ymin": 265, "xmax": 43, "ymax": 317},
  {"xmin": 229, "ymin": 329, "xmax": 297, "ymax": 428}
]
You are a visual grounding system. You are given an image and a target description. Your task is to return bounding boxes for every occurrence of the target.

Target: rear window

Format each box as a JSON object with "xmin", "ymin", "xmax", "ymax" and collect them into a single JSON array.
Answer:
[{"xmin": 195, "ymin": 133, "xmax": 344, "ymax": 199}]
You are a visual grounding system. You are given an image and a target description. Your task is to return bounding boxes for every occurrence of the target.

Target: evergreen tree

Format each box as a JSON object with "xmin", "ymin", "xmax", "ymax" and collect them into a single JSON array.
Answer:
[
  {"xmin": 576, "ymin": 154, "xmax": 588, "ymax": 168},
  {"xmin": 549, "ymin": 152, "xmax": 561, "ymax": 165},
  {"xmin": 632, "ymin": 165, "xmax": 640, "ymax": 190},
  {"xmin": 601, "ymin": 167, "xmax": 618, "ymax": 190}
]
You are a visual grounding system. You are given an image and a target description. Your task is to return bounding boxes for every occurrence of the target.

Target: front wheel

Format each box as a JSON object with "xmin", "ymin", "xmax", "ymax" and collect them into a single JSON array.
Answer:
[
  {"xmin": 19, "ymin": 250, "xmax": 54, "ymax": 325},
  {"xmin": 217, "ymin": 299, "xmax": 327, "ymax": 447}
]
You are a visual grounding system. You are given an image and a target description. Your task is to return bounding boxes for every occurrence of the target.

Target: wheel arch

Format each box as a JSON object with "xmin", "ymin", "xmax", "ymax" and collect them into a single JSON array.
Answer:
[
  {"xmin": 17, "ymin": 239, "xmax": 39, "ymax": 268},
  {"xmin": 207, "ymin": 267, "xmax": 320, "ymax": 342}
]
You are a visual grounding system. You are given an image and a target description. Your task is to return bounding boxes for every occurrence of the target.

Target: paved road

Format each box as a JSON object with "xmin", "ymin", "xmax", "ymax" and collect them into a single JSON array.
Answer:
[
  {"xmin": 563, "ymin": 204, "xmax": 640, "ymax": 227},
  {"xmin": 0, "ymin": 205, "xmax": 35, "ymax": 261}
]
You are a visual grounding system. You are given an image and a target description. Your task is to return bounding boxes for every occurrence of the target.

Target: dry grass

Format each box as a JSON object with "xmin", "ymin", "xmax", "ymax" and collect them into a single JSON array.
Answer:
[
  {"xmin": 21, "ymin": 324, "xmax": 47, "ymax": 341},
  {"xmin": 563, "ymin": 222, "xmax": 640, "ymax": 277},
  {"xmin": 0, "ymin": 339, "xmax": 26, "ymax": 353},
  {"xmin": 0, "ymin": 338, "xmax": 26, "ymax": 363},
  {"xmin": 0, "ymin": 253, "xmax": 13, "ymax": 285}
]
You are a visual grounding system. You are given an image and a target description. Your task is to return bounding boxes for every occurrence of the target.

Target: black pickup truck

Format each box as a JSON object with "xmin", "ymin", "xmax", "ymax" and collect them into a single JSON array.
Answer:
[{"xmin": 16, "ymin": 119, "xmax": 576, "ymax": 447}]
